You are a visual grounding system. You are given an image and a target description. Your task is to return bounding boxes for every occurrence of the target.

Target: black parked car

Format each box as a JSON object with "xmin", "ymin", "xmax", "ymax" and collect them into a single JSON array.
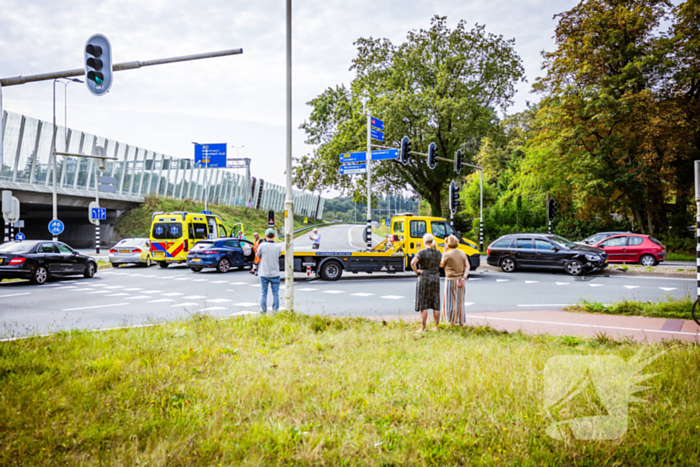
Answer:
[
  {"xmin": 486, "ymin": 234, "xmax": 607, "ymax": 276},
  {"xmin": 0, "ymin": 240, "xmax": 98, "ymax": 284}
]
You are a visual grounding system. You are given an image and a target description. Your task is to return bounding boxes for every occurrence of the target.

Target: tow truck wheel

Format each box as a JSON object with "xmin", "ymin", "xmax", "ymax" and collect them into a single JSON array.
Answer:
[{"xmin": 319, "ymin": 260, "xmax": 342, "ymax": 281}]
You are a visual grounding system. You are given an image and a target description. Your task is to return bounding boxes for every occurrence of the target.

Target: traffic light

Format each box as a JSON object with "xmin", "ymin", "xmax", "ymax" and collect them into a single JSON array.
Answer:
[
  {"xmin": 400, "ymin": 136, "xmax": 412, "ymax": 165},
  {"xmin": 449, "ymin": 181, "xmax": 459, "ymax": 215},
  {"xmin": 427, "ymin": 142, "xmax": 437, "ymax": 169},
  {"xmin": 547, "ymin": 198, "xmax": 556, "ymax": 222},
  {"xmin": 454, "ymin": 149, "xmax": 463, "ymax": 174},
  {"xmin": 85, "ymin": 34, "xmax": 113, "ymax": 96}
]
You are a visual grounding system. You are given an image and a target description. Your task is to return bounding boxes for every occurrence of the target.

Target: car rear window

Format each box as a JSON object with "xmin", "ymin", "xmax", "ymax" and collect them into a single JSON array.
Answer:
[
  {"xmin": 116, "ymin": 242, "xmax": 143, "ymax": 249},
  {"xmin": 152, "ymin": 222, "xmax": 183, "ymax": 240},
  {"xmin": 191, "ymin": 242, "xmax": 214, "ymax": 251},
  {"xmin": 649, "ymin": 237, "xmax": 663, "ymax": 246},
  {"xmin": 492, "ymin": 238, "xmax": 512, "ymax": 248},
  {"xmin": 0, "ymin": 241, "xmax": 38, "ymax": 253}
]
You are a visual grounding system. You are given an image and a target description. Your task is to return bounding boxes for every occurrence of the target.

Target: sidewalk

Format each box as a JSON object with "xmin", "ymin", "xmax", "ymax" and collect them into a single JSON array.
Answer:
[{"xmin": 369, "ymin": 310, "xmax": 700, "ymax": 343}]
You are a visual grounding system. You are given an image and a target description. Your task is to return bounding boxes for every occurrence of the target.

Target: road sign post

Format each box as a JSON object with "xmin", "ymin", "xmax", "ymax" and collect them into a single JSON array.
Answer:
[
  {"xmin": 2, "ymin": 191, "xmax": 20, "ymax": 243},
  {"xmin": 15, "ymin": 232, "xmax": 25, "ymax": 242},
  {"xmin": 694, "ymin": 161, "xmax": 700, "ymax": 322},
  {"xmin": 365, "ymin": 100, "xmax": 372, "ymax": 249},
  {"xmin": 194, "ymin": 143, "xmax": 227, "ymax": 213}
]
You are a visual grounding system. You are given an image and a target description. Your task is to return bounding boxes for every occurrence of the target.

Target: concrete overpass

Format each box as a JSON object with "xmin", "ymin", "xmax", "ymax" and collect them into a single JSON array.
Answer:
[{"xmin": 1, "ymin": 110, "xmax": 325, "ymax": 247}]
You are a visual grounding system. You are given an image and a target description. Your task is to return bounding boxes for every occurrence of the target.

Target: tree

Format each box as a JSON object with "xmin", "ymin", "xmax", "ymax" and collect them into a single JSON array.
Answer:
[{"xmin": 294, "ymin": 16, "xmax": 524, "ymax": 216}]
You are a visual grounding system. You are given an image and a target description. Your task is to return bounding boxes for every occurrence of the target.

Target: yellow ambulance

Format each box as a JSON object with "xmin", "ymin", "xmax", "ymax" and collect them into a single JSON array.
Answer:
[{"xmin": 149, "ymin": 211, "xmax": 228, "ymax": 268}]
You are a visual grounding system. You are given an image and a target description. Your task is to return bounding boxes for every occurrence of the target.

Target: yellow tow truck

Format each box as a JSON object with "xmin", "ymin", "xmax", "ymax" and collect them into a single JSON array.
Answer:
[{"xmin": 281, "ymin": 213, "xmax": 480, "ymax": 281}]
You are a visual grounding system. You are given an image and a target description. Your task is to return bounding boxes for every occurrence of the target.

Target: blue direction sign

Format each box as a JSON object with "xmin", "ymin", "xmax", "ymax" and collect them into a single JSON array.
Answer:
[
  {"xmin": 48, "ymin": 219, "xmax": 65, "ymax": 236},
  {"xmin": 339, "ymin": 164, "xmax": 367, "ymax": 175},
  {"xmin": 339, "ymin": 149, "xmax": 399, "ymax": 163},
  {"xmin": 371, "ymin": 127, "xmax": 384, "ymax": 142},
  {"xmin": 91, "ymin": 207, "xmax": 107, "ymax": 220},
  {"xmin": 371, "ymin": 117, "xmax": 384, "ymax": 130},
  {"xmin": 194, "ymin": 143, "xmax": 227, "ymax": 168},
  {"xmin": 15, "ymin": 232, "xmax": 25, "ymax": 241}
]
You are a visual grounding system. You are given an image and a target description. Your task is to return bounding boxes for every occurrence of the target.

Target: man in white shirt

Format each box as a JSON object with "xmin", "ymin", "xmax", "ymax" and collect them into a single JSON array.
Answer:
[
  {"xmin": 309, "ymin": 228, "xmax": 321, "ymax": 250},
  {"xmin": 256, "ymin": 228, "xmax": 282, "ymax": 312}
]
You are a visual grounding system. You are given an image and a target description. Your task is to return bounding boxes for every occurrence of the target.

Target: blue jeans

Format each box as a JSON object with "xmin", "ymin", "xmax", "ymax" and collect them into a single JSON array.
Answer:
[{"xmin": 260, "ymin": 276, "xmax": 280, "ymax": 312}]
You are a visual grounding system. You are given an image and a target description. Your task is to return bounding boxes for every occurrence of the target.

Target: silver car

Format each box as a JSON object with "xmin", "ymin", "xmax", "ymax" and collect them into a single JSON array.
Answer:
[{"xmin": 109, "ymin": 238, "xmax": 153, "ymax": 267}]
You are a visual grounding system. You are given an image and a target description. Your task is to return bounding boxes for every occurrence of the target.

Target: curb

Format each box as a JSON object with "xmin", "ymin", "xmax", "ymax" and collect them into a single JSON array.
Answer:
[{"xmin": 480, "ymin": 262, "xmax": 694, "ymax": 279}]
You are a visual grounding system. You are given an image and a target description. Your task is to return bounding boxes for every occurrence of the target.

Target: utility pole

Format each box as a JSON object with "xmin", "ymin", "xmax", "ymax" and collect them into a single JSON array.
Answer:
[{"xmin": 284, "ymin": 0, "xmax": 294, "ymax": 311}]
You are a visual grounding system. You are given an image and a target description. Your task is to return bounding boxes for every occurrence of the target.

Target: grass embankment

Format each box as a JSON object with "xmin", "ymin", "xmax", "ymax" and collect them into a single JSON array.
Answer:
[
  {"xmin": 667, "ymin": 253, "xmax": 695, "ymax": 262},
  {"xmin": 566, "ymin": 296, "xmax": 695, "ymax": 321},
  {"xmin": 1, "ymin": 313, "xmax": 698, "ymax": 465},
  {"xmin": 114, "ymin": 196, "xmax": 318, "ymax": 241}
]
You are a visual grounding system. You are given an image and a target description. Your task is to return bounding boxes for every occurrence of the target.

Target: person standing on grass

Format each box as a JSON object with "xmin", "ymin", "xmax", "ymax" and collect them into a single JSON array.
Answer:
[
  {"xmin": 440, "ymin": 235, "xmax": 469, "ymax": 325},
  {"xmin": 251, "ymin": 232, "xmax": 262, "ymax": 275},
  {"xmin": 411, "ymin": 233, "xmax": 442, "ymax": 332},
  {"xmin": 256, "ymin": 228, "xmax": 282, "ymax": 312},
  {"xmin": 309, "ymin": 228, "xmax": 321, "ymax": 249}
]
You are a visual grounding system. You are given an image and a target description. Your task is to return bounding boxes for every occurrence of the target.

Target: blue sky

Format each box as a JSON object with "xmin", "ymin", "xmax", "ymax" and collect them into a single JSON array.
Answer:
[{"xmin": 0, "ymin": 0, "xmax": 578, "ymax": 189}]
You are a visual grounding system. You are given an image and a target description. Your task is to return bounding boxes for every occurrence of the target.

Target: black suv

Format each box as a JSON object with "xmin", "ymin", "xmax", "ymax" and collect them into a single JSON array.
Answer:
[{"xmin": 486, "ymin": 233, "xmax": 607, "ymax": 276}]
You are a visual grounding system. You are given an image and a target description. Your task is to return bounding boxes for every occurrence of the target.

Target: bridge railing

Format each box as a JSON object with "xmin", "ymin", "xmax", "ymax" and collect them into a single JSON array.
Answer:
[{"xmin": 0, "ymin": 110, "xmax": 325, "ymax": 218}]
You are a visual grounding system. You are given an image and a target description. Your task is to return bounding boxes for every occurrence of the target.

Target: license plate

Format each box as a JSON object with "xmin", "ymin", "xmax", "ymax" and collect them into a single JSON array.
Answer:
[
  {"xmin": 605, "ymin": 259, "xmax": 608, "ymax": 263},
  {"xmin": 153, "ymin": 251, "xmax": 165, "ymax": 258},
  {"xmin": 0, "ymin": 258, "xmax": 3, "ymax": 264},
  {"xmin": 119, "ymin": 250, "xmax": 131, "ymax": 254},
  {"xmin": 192, "ymin": 258, "xmax": 201, "ymax": 262}
]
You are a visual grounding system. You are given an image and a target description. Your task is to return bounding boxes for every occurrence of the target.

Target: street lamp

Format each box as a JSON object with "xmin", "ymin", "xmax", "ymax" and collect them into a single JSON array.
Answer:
[{"xmin": 51, "ymin": 77, "xmax": 83, "ymax": 241}]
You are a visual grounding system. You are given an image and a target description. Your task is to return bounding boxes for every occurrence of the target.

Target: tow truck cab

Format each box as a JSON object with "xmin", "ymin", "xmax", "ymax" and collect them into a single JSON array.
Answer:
[{"xmin": 389, "ymin": 213, "xmax": 480, "ymax": 270}]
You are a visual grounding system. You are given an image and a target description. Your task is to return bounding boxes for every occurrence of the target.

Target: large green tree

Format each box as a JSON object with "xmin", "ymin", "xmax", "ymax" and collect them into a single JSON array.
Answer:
[{"xmin": 294, "ymin": 16, "xmax": 524, "ymax": 216}]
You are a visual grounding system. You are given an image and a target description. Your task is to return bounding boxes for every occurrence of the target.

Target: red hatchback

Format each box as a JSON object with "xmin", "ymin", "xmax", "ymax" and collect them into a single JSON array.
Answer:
[{"xmin": 592, "ymin": 234, "xmax": 666, "ymax": 266}]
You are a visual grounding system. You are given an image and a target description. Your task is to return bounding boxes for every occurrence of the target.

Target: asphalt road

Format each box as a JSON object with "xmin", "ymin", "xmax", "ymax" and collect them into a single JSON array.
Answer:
[{"xmin": 1, "ymin": 224, "xmax": 696, "ymax": 340}]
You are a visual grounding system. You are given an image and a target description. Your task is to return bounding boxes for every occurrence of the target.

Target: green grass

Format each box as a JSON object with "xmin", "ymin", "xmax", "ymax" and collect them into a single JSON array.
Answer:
[
  {"xmin": 667, "ymin": 253, "xmax": 695, "ymax": 262},
  {"xmin": 566, "ymin": 296, "xmax": 695, "ymax": 320},
  {"xmin": 114, "ymin": 195, "xmax": 317, "ymax": 241},
  {"xmin": 1, "ymin": 312, "xmax": 698, "ymax": 465}
]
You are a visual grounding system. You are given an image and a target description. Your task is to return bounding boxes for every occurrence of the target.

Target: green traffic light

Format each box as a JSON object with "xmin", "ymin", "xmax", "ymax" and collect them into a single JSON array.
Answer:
[{"xmin": 95, "ymin": 76, "xmax": 103, "ymax": 84}]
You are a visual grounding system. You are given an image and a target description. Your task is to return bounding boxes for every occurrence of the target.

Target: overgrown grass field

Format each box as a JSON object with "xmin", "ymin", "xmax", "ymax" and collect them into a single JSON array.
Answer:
[
  {"xmin": 1, "ymin": 313, "xmax": 698, "ymax": 465},
  {"xmin": 567, "ymin": 296, "xmax": 695, "ymax": 320}
]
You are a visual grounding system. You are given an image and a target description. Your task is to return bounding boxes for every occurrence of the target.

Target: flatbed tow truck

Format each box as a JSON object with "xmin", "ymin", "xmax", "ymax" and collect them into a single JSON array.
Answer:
[{"xmin": 280, "ymin": 213, "xmax": 481, "ymax": 281}]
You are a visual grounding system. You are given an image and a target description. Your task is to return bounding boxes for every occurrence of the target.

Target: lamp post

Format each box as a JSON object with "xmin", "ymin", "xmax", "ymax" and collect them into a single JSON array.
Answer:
[{"xmin": 51, "ymin": 77, "xmax": 83, "ymax": 241}]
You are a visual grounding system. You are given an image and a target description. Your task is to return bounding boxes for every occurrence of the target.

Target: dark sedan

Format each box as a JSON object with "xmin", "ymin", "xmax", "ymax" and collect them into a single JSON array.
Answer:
[
  {"xmin": 186, "ymin": 238, "xmax": 256, "ymax": 273},
  {"xmin": 486, "ymin": 233, "xmax": 607, "ymax": 276},
  {"xmin": 0, "ymin": 240, "xmax": 98, "ymax": 284}
]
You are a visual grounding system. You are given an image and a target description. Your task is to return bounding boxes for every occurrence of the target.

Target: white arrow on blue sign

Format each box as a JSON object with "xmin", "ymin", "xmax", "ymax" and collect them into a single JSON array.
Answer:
[
  {"xmin": 339, "ymin": 164, "xmax": 367, "ymax": 175},
  {"xmin": 371, "ymin": 127, "xmax": 384, "ymax": 142},
  {"xmin": 91, "ymin": 207, "xmax": 107, "ymax": 220},
  {"xmin": 48, "ymin": 219, "xmax": 65, "ymax": 236},
  {"xmin": 339, "ymin": 149, "xmax": 399, "ymax": 163},
  {"xmin": 371, "ymin": 117, "xmax": 384, "ymax": 130},
  {"xmin": 15, "ymin": 232, "xmax": 25, "ymax": 241}
]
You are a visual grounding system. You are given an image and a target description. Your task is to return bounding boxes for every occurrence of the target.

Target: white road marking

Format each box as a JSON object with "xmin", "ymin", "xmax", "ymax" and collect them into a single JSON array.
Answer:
[
  {"xmin": 464, "ymin": 302, "xmax": 475, "ymax": 307},
  {"xmin": 624, "ymin": 285, "xmax": 640, "ymax": 289},
  {"xmin": 123, "ymin": 288, "xmax": 143, "ymax": 291},
  {"xmin": 298, "ymin": 288, "xmax": 318, "ymax": 292},
  {"xmin": 525, "ymin": 281, "xmax": 539, "ymax": 284},
  {"xmin": 191, "ymin": 279, "xmax": 209, "ymax": 282},
  {"xmin": 199, "ymin": 306, "xmax": 227, "ymax": 312},
  {"xmin": 517, "ymin": 304, "xmax": 574, "ymax": 307},
  {"xmin": 660, "ymin": 287, "xmax": 677, "ymax": 291},
  {"xmin": 124, "ymin": 295, "xmax": 150, "ymax": 300},
  {"xmin": 381, "ymin": 295, "xmax": 404, "ymax": 300},
  {"xmin": 69, "ymin": 288, "xmax": 94, "ymax": 292},
  {"xmin": 0, "ymin": 292, "xmax": 30, "ymax": 298},
  {"xmin": 555, "ymin": 282, "xmax": 569, "ymax": 286},
  {"xmin": 45, "ymin": 284, "xmax": 64, "ymax": 288},
  {"xmin": 86, "ymin": 291, "xmax": 110, "ymax": 295},
  {"xmin": 88, "ymin": 284, "xmax": 107, "ymax": 287},
  {"xmin": 174, "ymin": 278, "xmax": 190, "ymax": 281},
  {"xmin": 142, "ymin": 290, "xmax": 163, "ymax": 294},
  {"xmin": 322, "ymin": 290, "xmax": 345, "ymax": 294},
  {"xmin": 230, "ymin": 282, "xmax": 249, "ymax": 285},
  {"xmin": 206, "ymin": 298, "xmax": 231, "ymax": 303},
  {"xmin": 105, "ymin": 293, "xmax": 130, "ymax": 297},
  {"xmin": 63, "ymin": 303, "xmax": 128, "ymax": 311},
  {"xmin": 589, "ymin": 284, "xmax": 604, "ymax": 287},
  {"xmin": 463, "ymin": 314, "xmax": 700, "ymax": 336},
  {"xmin": 351, "ymin": 293, "xmax": 374, "ymax": 297},
  {"xmin": 161, "ymin": 293, "xmax": 184, "ymax": 297},
  {"xmin": 468, "ymin": 278, "xmax": 482, "ymax": 281},
  {"xmin": 231, "ymin": 310, "xmax": 259, "ymax": 316},
  {"xmin": 249, "ymin": 284, "xmax": 261, "ymax": 288},
  {"xmin": 210, "ymin": 280, "xmax": 228, "ymax": 284},
  {"xmin": 147, "ymin": 299, "xmax": 175, "ymax": 303},
  {"xmin": 496, "ymin": 279, "xmax": 510, "ymax": 283},
  {"xmin": 183, "ymin": 295, "xmax": 207, "ymax": 299},
  {"xmin": 104, "ymin": 286, "xmax": 125, "ymax": 289},
  {"xmin": 171, "ymin": 302, "xmax": 199, "ymax": 307},
  {"xmin": 233, "ymin": 302, "xmax": 258, "ymax": 307}
]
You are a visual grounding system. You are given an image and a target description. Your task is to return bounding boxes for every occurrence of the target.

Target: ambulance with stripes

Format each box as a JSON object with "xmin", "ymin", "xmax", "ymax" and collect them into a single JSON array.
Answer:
[{"xmin": 149, "ymin": 212, "xmax": 228, "ymax": 268}]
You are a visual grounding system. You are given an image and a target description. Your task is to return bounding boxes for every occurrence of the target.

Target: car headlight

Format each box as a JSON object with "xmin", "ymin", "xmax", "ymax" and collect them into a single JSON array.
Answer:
[{"xmin": 585, "ymin": 254, "xmax": 600, "ymax": 261}]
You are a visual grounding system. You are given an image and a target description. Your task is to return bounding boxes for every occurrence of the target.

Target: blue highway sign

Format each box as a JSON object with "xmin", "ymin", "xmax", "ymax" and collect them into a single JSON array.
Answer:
[
  {"xmin": 339, "ymin": 164, "xmax": 367, "ymax": 175},
  {"xmin": 91, "ymin": 207, "xmax": 107, "ymax": 220},
  {"xmin": 371, "ymin": 127, "xmax": 384, "ymax": 142},
  {"xmin": 194, "ymin": 143, "xmax": 227, "ymax": 168},
  {"xmin": 15, "ymin": 232, "xmax": 25, "ymax": 241},
  {"xmin": 371, "ymin": 117, "xmax": 384, "ymax": 130},
  {"xmin": 339, "ymin": 149, "xmax": 399, "ymax": 163},
  {"xmin": 48, "ymin": 219, "xmax": 65, "ymax": 236}
]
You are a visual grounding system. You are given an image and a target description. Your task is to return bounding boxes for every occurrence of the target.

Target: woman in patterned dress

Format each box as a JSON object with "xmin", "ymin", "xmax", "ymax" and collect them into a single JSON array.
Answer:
[
  {"xmin": 440, "ymin": 235, "xmax": 469, "ymax": 325},
  {"xmin": 411, "ymin": 233, "xmax": 442, "ymax": 332}
]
